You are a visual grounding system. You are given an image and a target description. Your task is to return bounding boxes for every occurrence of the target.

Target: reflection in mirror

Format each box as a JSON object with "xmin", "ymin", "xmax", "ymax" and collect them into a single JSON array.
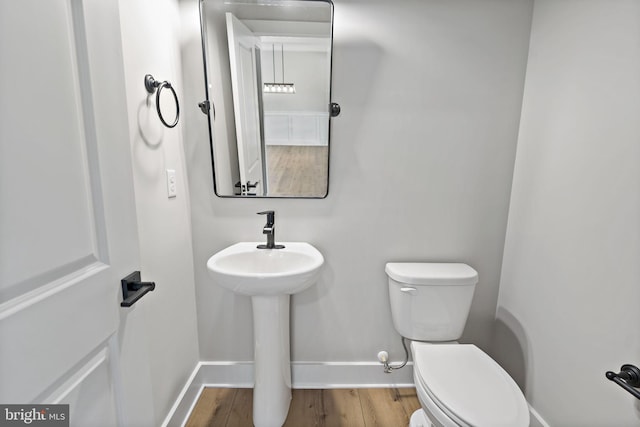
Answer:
[{"xmin": 199, "ymin": 0, "xmax": 334, "ymax": 198}]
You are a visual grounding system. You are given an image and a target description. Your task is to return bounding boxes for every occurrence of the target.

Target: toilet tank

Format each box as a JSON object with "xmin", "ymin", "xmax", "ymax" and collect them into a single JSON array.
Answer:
[{"xmin": 386, "ymin": 263, "xmax": 478, "ymax": 341}]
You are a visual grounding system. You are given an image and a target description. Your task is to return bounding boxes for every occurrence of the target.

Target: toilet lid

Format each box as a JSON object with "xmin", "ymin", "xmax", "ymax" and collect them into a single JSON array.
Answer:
[
  {"xmin": 385, "ymin": 263, "xmax": 478, "ymax": 286},
  {"xmin": 413, "ymin": 343, "xmax": 529, "ymax": 427}
]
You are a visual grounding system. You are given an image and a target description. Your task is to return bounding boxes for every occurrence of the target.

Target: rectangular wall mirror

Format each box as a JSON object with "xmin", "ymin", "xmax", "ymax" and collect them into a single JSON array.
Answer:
[{"xmin": 199, "ymin": 0, "xmax": 335, "ymax": 198}]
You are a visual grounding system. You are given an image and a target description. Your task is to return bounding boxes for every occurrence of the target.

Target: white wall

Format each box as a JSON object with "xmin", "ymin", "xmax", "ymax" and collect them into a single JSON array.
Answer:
[
  {"xmin": 261, "ymin": 50, "xmax": 330, "ymax": 112},
  {"xmin": 495, "ymin": 0, "xmax": 640, "ymax": 425},
  {"xmin": 182, "ymin": 0, "xmax": 533, "ymax": 366},
  {"xmin": 118, "ymin": 0, "xmax": 200, "ymax": 424}
]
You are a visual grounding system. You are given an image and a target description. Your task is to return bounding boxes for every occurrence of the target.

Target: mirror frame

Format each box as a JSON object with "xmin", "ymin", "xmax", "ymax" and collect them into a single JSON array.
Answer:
[{"xmin": 198, "ymin": 0, "xmax": 337, "ymax": 199}]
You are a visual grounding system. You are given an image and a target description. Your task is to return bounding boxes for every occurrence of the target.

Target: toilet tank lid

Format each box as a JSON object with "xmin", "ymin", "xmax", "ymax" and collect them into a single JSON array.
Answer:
[{"xmin": 385, "ymin": 263, "xmax": 478, "ymax": 286}]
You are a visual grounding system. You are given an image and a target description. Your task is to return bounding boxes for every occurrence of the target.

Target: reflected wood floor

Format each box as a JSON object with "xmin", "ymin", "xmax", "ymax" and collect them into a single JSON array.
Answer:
[
  {"xmin": 185, "ymin": 388, "xmax": 420, "ymax": 427},
  {"xmin": 266, "ymin": 145, "xmax": 328, "ymax": 197}
]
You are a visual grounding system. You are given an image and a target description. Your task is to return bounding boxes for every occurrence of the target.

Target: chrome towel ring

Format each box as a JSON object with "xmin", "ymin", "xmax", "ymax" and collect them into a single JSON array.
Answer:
[{"xmin": 144, "ymin": 74, "xmax": 180, "ymax": 128}]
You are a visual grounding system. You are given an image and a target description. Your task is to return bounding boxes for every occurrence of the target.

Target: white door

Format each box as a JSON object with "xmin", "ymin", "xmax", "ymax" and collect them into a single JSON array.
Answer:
[
  {"xmin": 226, "ymin": 13, "xmax": 265, "ymax": 196},
  {"xmin": 0, "ymin": 1, "xmax": 151, "ymax": 425}
]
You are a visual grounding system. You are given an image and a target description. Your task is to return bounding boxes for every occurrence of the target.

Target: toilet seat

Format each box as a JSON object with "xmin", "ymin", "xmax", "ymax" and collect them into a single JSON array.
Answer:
[{"xmin": 412, "ymin": 342, "xmax": 529, "ymax": 427}]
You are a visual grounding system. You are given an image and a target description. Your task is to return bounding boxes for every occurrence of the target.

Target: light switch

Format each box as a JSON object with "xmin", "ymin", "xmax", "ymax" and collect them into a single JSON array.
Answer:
[{"xmin": 166, "ymin": 169, "xmax": 177, "ymax": 198}]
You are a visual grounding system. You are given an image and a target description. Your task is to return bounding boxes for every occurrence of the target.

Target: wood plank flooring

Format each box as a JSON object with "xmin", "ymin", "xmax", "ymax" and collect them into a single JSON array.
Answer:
[
  {"xmin": 186, "ymin": 388, "xmax": 420, "ymax": 427},
  {"xmin": 266, "ymin": 145, "xmax": 328, "ymax": 197}
]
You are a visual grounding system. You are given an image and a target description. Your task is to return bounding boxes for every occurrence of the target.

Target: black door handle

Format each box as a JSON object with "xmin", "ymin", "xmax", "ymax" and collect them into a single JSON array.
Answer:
[{"xmin": 120, "ymin": 271, "xmax": 155, "ymax": 307}]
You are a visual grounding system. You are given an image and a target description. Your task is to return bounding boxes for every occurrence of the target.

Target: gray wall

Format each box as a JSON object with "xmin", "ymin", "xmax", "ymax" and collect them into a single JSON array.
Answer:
[
  {"xmin": 495, "ymin": 0, "xmax": 640, "ymax": 425},
  {"xmin": 261, "ymin": 50, "xmax": 330, "ymax": 112},
  {"xmin": 182, "ymin": 0, "xmax": 533, "ymax": 364},
  {"xmin": 118, "ymin": 0, "xmax": 200, "ymax": 423}
]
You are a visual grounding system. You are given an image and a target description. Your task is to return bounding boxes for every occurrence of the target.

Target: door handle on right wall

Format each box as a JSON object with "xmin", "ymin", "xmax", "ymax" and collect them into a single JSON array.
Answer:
[{"xmin": 606, "ymin": 364, "xmax": 640, "ymax": 400}]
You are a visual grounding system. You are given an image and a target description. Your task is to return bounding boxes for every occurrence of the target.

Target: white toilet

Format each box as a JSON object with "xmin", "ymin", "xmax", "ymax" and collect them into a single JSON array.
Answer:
[{"xmin": 386, "ymin": 262, "xmax": 529, "ymax": 427}]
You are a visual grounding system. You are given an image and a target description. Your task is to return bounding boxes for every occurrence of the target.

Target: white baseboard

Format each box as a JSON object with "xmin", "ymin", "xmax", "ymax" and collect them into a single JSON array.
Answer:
[
  {"xmin": 528, "ymin": 404, "xmax": 550, "ymax": 427},
  {"xmin": 292, "ymin": 361, "xmax": 414, "ymax": 389},
  {"xmin": 161, "ymin": 360, "xmax": 414, "ymax": 427}
]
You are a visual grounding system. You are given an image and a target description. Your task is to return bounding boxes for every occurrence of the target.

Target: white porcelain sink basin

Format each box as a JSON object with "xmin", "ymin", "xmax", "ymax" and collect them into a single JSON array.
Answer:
[{"xmin": 206, "ymin": 242, "xmax": 324, "ymax": 296}]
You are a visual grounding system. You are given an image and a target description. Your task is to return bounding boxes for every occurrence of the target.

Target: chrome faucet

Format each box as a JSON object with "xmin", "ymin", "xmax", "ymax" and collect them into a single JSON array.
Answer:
[{"xmin": 257, "ymin": 211, "xmax": 284, "ymax": 249}]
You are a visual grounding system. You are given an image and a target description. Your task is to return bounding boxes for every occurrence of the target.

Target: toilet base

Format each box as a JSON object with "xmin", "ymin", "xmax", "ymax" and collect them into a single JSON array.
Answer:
[{"xmin": 409, "ymin": 409, "xmax": 433, "ymax": 427}]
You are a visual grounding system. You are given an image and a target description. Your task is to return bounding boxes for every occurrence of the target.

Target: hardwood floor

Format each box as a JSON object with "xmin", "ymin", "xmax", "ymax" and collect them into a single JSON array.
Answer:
[
  {"xmin": 266, "ymin": 145, "xmax": 328, "ymax": 197},
  {"xmin": 185, "ymin": 388, "xmax": 420, "ymax": 427}
]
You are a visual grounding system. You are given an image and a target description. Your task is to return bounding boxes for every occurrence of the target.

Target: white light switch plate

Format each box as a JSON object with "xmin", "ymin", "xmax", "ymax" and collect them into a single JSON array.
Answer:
[{"xmin": 166, "ymin": 169, "xmax": 177, "ymax": 198}]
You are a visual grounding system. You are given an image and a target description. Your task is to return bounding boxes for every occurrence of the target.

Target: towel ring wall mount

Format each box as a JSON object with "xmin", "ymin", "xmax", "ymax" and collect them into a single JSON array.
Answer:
[{"xmin": 144, "ymin": 74, "xmax": 180, "ymax": 128}]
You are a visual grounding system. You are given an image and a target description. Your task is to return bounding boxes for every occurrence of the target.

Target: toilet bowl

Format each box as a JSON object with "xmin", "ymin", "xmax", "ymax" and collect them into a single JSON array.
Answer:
[
  {"xmin": 385, "ymin": 263, "xmax": 529, "ymax": 427},
  {"xmin": 411, "ymin": 342, "xmax": 529, "ymax": 427}
]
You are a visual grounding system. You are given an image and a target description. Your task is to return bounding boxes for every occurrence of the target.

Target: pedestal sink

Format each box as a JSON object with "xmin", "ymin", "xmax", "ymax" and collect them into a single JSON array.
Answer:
[{"xmin": 207, "ymin": 242, "xmax": 324, "ymax": 427}]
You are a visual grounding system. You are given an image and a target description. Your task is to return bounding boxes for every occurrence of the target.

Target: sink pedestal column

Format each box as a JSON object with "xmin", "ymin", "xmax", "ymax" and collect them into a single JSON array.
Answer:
[{"xmin": 251, "ymin": 294, "xmax": 292, "ymax": 427}]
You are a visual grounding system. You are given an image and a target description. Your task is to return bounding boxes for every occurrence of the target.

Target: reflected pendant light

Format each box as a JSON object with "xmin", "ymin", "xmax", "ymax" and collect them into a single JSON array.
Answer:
[{"xmin": 263, "ymin": 44, "xmax": 296, "ymax": 94}]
